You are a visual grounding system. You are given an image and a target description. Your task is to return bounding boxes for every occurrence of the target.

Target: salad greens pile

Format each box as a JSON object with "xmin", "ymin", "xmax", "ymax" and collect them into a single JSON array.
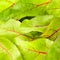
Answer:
[{"xmin": 0, "ymin": 0, "xmax": 60, "ymax": 60}]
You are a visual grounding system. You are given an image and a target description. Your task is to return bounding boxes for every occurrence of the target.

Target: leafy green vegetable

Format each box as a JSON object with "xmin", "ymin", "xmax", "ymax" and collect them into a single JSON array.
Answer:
[{"xmin": 0, "ymin": 0, "xmax": 60, "ymax": 60}]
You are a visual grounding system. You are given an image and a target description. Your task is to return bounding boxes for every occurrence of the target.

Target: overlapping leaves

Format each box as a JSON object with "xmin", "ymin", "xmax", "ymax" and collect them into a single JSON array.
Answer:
[{"xmin": 0, "ymin": 0, "xmax": 60, "ymax": 60}]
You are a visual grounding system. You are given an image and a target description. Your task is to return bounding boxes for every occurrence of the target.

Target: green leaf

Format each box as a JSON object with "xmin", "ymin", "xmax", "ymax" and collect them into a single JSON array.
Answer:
[
  {"xmin": 0, "ymin": 0, "xmax": 60, "ymax": 60},
  {"xmin": 0, "ymin": 37, "xmax": 22, "ymax": 60},
  {"xmin": 45, "ymin": 35, "xmax": 60, "ymax": 60}
]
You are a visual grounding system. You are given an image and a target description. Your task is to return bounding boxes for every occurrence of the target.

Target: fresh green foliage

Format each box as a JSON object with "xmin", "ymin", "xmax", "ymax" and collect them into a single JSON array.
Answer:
[{"xmin": 0, "ymin": 0, "xmax": 60, "ymax": 60}]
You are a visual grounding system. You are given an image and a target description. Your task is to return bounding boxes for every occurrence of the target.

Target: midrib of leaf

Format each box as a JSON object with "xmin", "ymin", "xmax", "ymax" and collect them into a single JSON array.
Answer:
[
  {"xmin": 0, "ymin": 27, "xmax": 43, "ymax": 41},
  {"xmin": 28, "ymin": 48, "xmax": 47, "ymax": 54},
  {"xmin": 47, "ymin": 28, "xmax": 60, "ymax": 38},
  {"xmin": 23, "ymin": 41, "xmax": 47, "ymax": 54},
  {"xmin": 30, "ymin": 0, "xmax": 52, "ymax": 10},
  {"xmin": 20, "ymin": 0, "xmax": 52, "ymax": 14},
  {"xmin": 0, "ymin": 27, "xmax": 32, "ymax": 38},
  {"xmin": 0, "ymin": 43, "xmax": 14, "ymax": 60},
  {"xmin": 0, "ymin": 0, "xmax": 18, "ymax": 13},
  {"xmin": 27, "ymin": 48, "xmax": 46, "ymax": 60},
  {"xmin": 0, "ymin": 2, "xmax": 15, "ymax": 13}
]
